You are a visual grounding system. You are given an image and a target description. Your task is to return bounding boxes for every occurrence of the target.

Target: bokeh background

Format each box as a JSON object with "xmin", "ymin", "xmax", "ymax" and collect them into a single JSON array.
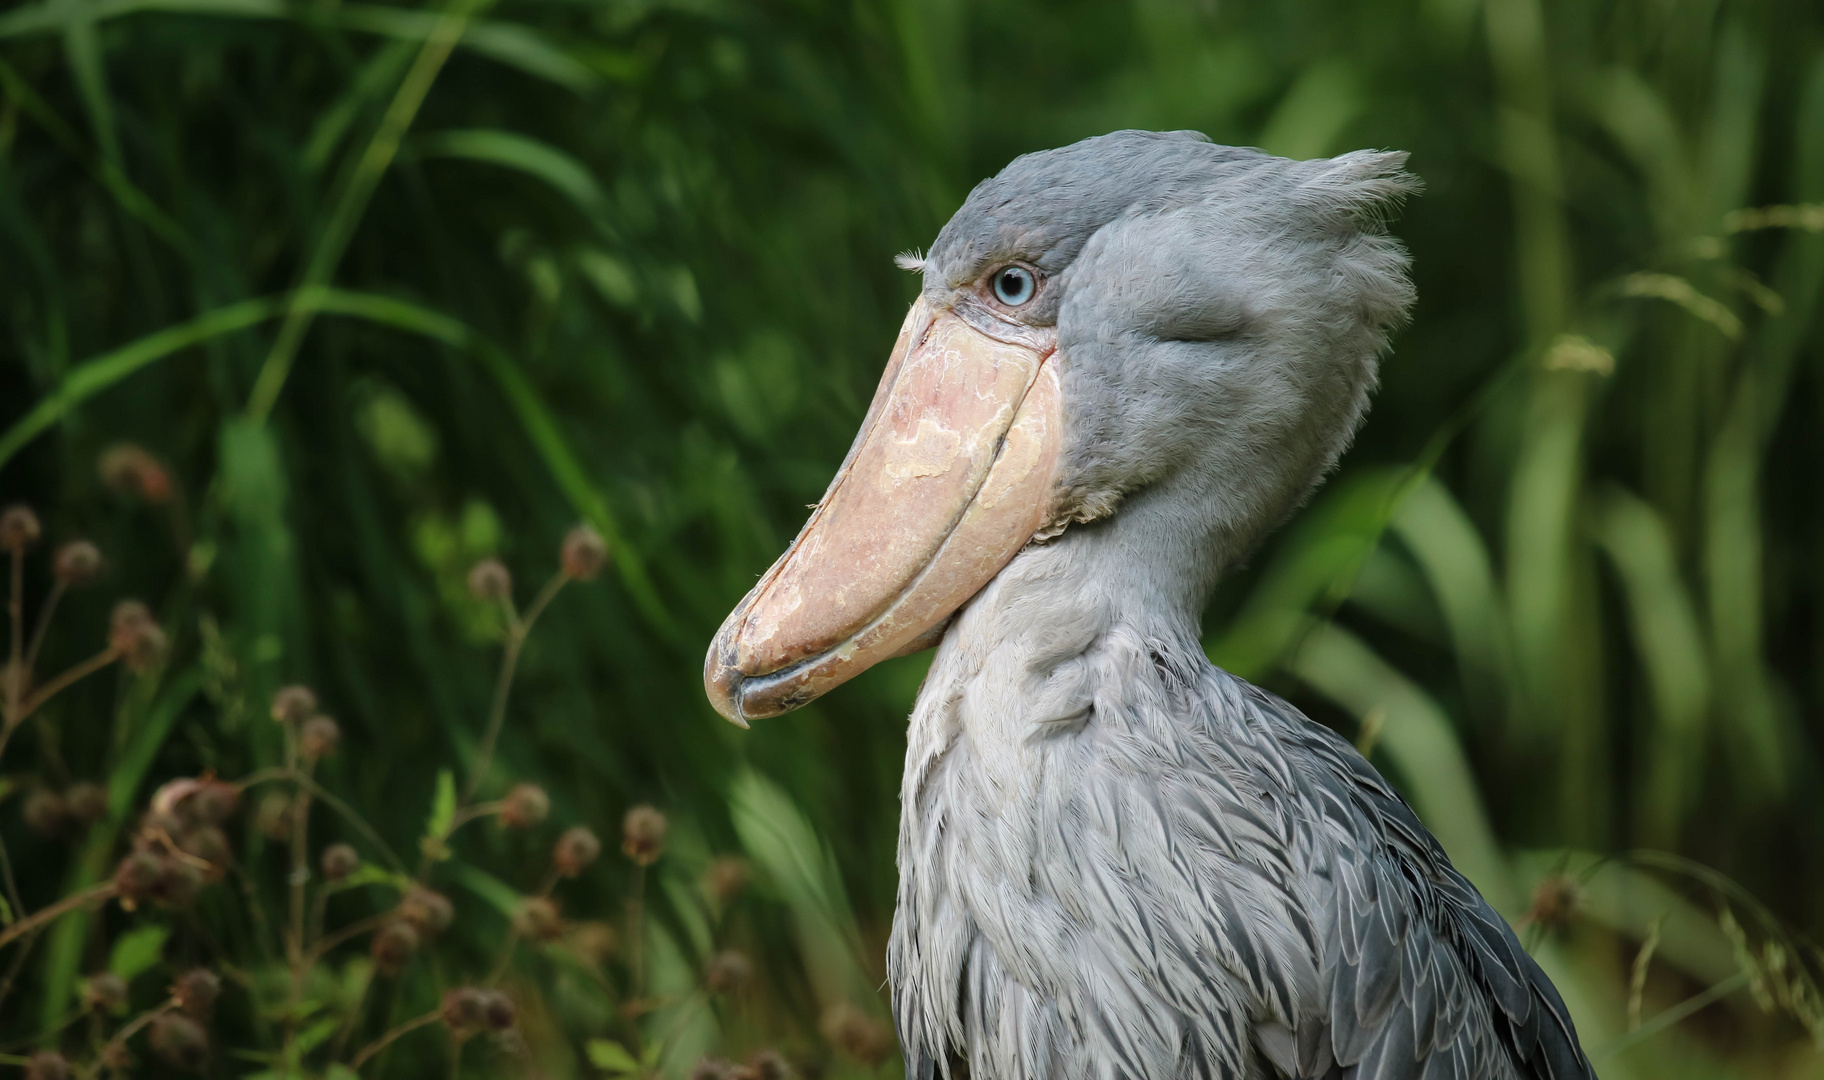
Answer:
[{"xmin": 2, "ymin": 0, "xmax": 1823, "ymax": 1076}]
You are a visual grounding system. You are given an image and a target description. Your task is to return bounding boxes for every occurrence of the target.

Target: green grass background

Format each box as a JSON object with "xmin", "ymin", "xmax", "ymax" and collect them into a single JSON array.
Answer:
[{"xmin": 3, "ymin": 0, "xmax": 1824, "ymax": 1076}]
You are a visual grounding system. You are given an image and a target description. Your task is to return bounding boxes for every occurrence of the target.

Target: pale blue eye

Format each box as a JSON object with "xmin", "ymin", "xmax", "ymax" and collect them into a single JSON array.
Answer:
[{"xmin": 992, "ymin": 266, "xmax": 1036, "ymax": 306}]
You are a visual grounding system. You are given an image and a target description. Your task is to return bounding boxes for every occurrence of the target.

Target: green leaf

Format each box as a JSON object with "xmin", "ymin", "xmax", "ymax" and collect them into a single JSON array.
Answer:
[
  {"xmin": 586, "ymin": 1039, "xmax": 641, "ymax": 1075},
  {"xmin": 417, "ymin": 128, "xmax": 610, "ymax": 222},
  {"xmin": 295, "ymin": 1015, "xmax": 341, "ymax": 1054},
  {"xmin": 108, "ymin": 924, "xmax": 170, "ymax": 981},
  {"xmin": 421, "ymin": 768, "xmax": 457, "ymax": 861}
]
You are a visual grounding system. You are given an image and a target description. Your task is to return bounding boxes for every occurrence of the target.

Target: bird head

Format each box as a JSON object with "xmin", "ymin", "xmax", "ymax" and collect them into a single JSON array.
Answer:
[{"xmin": 706, "ymin": 131, "xmax": 1417, "ymax": 725}]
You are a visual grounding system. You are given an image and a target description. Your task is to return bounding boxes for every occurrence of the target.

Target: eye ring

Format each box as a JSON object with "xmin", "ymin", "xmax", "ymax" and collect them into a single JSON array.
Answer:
[{"xmin": 990, "ymin": 265, "xmax": 1037, "ymax": 307}]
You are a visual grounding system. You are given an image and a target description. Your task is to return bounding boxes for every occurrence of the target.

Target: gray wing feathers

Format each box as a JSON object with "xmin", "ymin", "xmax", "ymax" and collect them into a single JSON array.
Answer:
[{"xmin": 1263, "ymin": 687, "xmax": 1595, "ymax": 1080}]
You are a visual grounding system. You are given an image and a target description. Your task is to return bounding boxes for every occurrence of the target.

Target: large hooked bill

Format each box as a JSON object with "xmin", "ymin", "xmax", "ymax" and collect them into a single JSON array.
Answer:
[{"xmin": 704, "ymin": 294, "xmax": 1063, "ymax": 725}]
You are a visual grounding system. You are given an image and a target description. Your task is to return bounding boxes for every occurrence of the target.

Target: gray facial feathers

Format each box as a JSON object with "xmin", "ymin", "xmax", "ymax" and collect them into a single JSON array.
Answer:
[{"xmin": 929, "ymin": 132, "xmax": 1419, "ymax": 582}]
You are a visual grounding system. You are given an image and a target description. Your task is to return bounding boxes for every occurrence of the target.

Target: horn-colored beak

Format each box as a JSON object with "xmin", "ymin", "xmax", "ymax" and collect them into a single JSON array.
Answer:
[{"xmin": 704, "ymin": 296, "xmax": 1062, "ymax": 725}]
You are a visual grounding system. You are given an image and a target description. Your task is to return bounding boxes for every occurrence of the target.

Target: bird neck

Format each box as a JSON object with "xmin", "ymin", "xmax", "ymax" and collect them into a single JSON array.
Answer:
[{"xmin": 909, "ymin": 462, "xmax": 1270, "ymax": 763}]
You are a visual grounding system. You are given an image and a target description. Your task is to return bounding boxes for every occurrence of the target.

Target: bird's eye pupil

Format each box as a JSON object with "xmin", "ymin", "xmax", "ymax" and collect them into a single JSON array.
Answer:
[{"xmin": 993, "ymin": 267, "xmax": 1035, "ymax": 306}]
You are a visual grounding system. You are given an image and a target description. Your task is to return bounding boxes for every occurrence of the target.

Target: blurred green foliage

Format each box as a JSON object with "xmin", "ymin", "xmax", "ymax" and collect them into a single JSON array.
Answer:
[{"xmin": 3, "ymin": 0, "xmax": 1824, "ymax": 1076}]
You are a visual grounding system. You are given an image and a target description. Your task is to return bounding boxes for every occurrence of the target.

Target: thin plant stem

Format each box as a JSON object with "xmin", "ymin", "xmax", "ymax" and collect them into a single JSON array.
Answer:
[
  {"xmin": 310, "ymin": 912, "xmax": 393, "ymax": 962},
  {"xmin": 10, "ymin": 645, "xmax": 121, "ymax": 727},
  {"xmin": 99, "ymin": 1000, "xmax": 178, "ymax": 1066},
  {"xmin": 281, "ymin": 729, "xmax": 314, "ymax": 1075},
  {"xmin": 0, "ymin": 926, "xmax": 37, "ymax": 1015},
  {"xmin": 22, "ymin": 578, "xmax": 65, "ymax": 675},
  {"xmin": 243, "ymin": 0, "xmax": 491, "ymax": 424},
  {"xmin": 629, "ymin": 863, "xmax": 647, "ymax": 1001},
  {"xmin": 240, "ymin": 769, "xmax": 408, "ymax": 874},
  {"xmin": 350, "ymin": 1009, "xmax": 441, "ymax": 1070},
  {"xmin": 0, "ymin": 823, "xmax": 23, "ymax": 928},
  {"xmin": 1593, "ymin": 971, "xmax": 1750, "ymax": 1059},
  {"xmin": 463, "ymin": 571, "xmax": 566, "ymax": 804},
  {"xmin": 4, "ymin": 549, "xmax": 21, "ymax": 726},
  {"xmin": 0, "ymin": 881, "xmax": 118, "ymax": 949}
]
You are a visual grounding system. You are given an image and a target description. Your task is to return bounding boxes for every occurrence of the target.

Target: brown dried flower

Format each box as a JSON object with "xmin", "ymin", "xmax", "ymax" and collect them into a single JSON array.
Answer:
[
  {"xmin": 321, "ymin": 843, "xmax": 360, "ymax": 881},
  {"xmin": 370, "ymin": 920, "xmax": 420, "ymax": 975},
  {"xmin": 177, "ymin": 825, "xmax": 231, "ymax": 877},
  {"xmin": 82, "ymin": 971, "xmax": 129, "ymax": 1014},
  {"xmin": 480, "ymin": 989, "xmax": 516, "ymax": 1030},
  {"xmin": 252, "ymin": 791, "xmax": 294, "ymax": 841},
  {"xmin": 23, "ymin": 788, "xmax": 68, "ymax": 836},
  {"xmin": 108, "ymin": 600, "xmax": 168, "ymax": 672},
  {"xmin": 398, "ymin": 886, "xmax": 454, "ymax": 934},
  {"xmin": 1525, "ymin": 874, "xmax": 1584, "ymax": 932},
  {"xmin": 22, "ymin": 1051, "xmax": 71, "ymax": 1080},
  {"xmin": 705, "ymin": 855, "xmax": 750, "ymax": 905},
  {"xmin": 0, "ymin": 505, "xmax": 42, "ymax": 552},
  {"xmin": 621, "ymin": 805, "xmax": 666, "ymax": 866},
  {"xmin": 184, "ymin": 779, "xmax": 241, "ymax": 826},
  {"xmin": 501, "ymin": 783, "xmax": 550, "ymax": 829},
  {"xmin": 704, "ymin": 950, "xmax": 753, "ymax": 994},
  {"xmin": 66, "ymin": 781, "xmax": 108, "ymax": 822},
  {"xmin": 820, "ymin": 1002, "xmax": 893, "ymax": 1066},
  {"xmin": 442, "ymin": 987, "xmax": 490, "ymax": 1036},
  {"xmin": 271, "ymin": 685, "xmax": 318, "ymax": 724},
  {"xmin": 113, "ymin": 848, "xmax": 201, "ymax": 911},
  {"xmin": 512, "ymin": 896, "xmax": 564, "ymax": 942},
  {"xmin": 173, "ymin": 968, "xmax": 220, "ymax": 1018},
  {"xmin": 467, "ymin": 558, "xmax": 512, "ymax": 602},
  {"xmin": 299, "ymin": 715, "xmax": 341, "ymax": 760},
  {"xmin": 98, "ymin": 444, "xmax": 174, "ymax": 504},
  {"xmin": 148, "ymin": 1012, "xmax": 209, "ymax": 1070},
  {"xmin": 744, "ymin": 1050, "xmax": 793, "ymax": 1080},
  {"xmin": 52, "ymin": 539, "xmax": 105, "ymax": 585},
  {"xmin": 560, "ymin": 525, "xmax": 609, "ymax": 580},
  {"xmin": 553, "ymin": 825, "xmax": 602, "ymax": 877}
]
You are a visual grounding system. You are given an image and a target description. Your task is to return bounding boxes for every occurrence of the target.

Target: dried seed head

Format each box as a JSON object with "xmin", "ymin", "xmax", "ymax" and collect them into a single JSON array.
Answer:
[
  {"xmin": 23, "ymin": 788, "xmax": 68, "ymax": 836},
  {"xmin": 22, "ymin": 1051, "xmax": 71, "ymax": 1080},
  {"xmin": 173, "ymin": 968, "xmax": 221, "ymax": 1018},
  {"xmin": 480, "ymin": 990, "xmax": 516, "ymax": 1030},
  {"xmin": 53, "ymin": 539, "xmax": 105, "ymax": 585},
  {"xmin": 148, "ymin": 1012, "xmax": 209, "ymax": 1071},
  {"xmin": 1526, "ymin": 874, "xmax": 1584, "ymax": 932},
  {"xmin": 621, "ymin": 805, "xmax": 666, "ymax": 866},
  {"xmin": 320, "ymin": 843, "xmax": 360, "ymax": 881},
  {"xmin": 0, "ymin": 505, "xmax": 42, "ymax": 552},
  {"xmin": 370, "ymin": 920, "xmax": 420, "ymax": 975},
  {"xmin": 703, "ymin": 950, "xmax": 753, "ymax": 994},
  {"xmin": 270, "ymin": 685, "xmax": 318, "ymax": 724},
  {"xmin": 500, "ymin": 783, "xmax": 550, "ymax": 829},
  {"xmin": 108, "ymin": 600, "xmax": 168, "ymax": 672},
  {"xmin": 177, "ymin": 826, "xmax": 231, "ymax": 878},
  {"xmin": 184, "ymin": 779, "xmax": 241, "ymax": 826},
  {"xmin": 704, "ymin": 856, "xmax": 750, "ymax": 905},
  {"xmin": 398, "ymin": 887, "xmax": 454, "ymax": 934},
  {"xmin": 511, "ymin": 896, "xmax": 564, "ymax": 942},
  {"xmin": 66, "ymin": 781, "xmax": 108, "ymax": 822},
  {"xmin": 560, "ymin": 525, "xmax": 609, "ymax": 580},
  {"xmin": 97, "ymin": 444, "xmax": 173, "ymax": 504},
  {"xmin": 820, "ymin": 1002, "xmax": 892, "ymax": 1066},
  {"xmin": 82, "ymin": 971, "xmax": 130, "ymax": 1014},
  {"xmin": 745, "ymin": 1049, "xmax": 793, "ymax": 1080},
  {"xmin": 442, "ymin": 987, "xmax": 491, "ymax": 1035},
  {"xmin": 253, "ymin": 791, "xmax": 294, "ymax": 841},
  {"xmin": 114, "ymin": 849, "xmax": 167, "ymax": 907},
  {"xmin": 565, "ymin": 920, "xmax": 617, "ymax": 966},
  {"xmin": 553, "ymin": 825, "xmax": 602, "ymax": 877},
  {"xmin": 99, "ymin": 1042, "xmax": 132, "ymax": 1072},
  {"xmin": 467, "ymin": 558, "xmax": 512, "ymax": 602},
  {"xmin": 689, "ymin": 1058, "xmax": 737, "ymax": 1080},
  {"xmin": 299, "ymin": 715, "xmax": 341, "ymax": 760}
]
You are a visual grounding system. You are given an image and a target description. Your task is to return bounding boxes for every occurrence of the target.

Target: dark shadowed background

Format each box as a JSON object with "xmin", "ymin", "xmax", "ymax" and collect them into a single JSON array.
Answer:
[{"xmin": 2, "ymin": 0, "xmax": 1823, "ymax": 1077}]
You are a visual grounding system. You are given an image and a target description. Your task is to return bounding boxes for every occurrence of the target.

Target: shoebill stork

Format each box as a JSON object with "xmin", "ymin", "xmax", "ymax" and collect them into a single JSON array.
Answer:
[{"xmin": 705, "ymin": 131, "xmax": 1593, "ymax": 1080}]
